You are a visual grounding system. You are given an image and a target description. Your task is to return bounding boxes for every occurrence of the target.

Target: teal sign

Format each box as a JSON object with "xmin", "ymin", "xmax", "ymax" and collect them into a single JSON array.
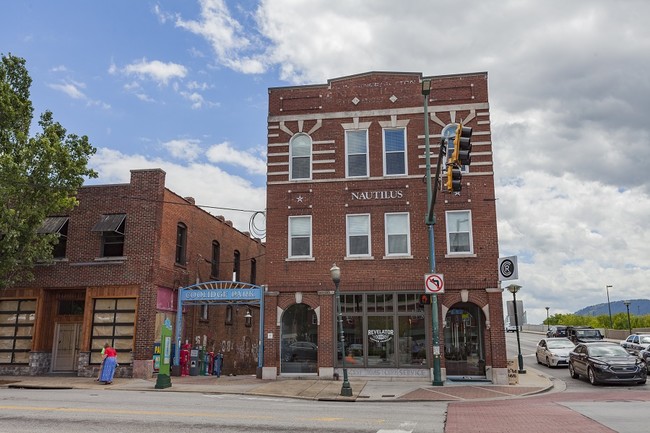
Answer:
[{"xmin": 181, "ymin": 288, "xmax": 262, "ymax": 302}]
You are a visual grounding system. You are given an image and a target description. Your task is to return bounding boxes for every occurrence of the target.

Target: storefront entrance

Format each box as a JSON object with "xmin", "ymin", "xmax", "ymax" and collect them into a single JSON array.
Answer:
[
  {"xmin": 444, "ymin": 303, "xmax": 486, "ymax": 378},
  {"xmin": 52, "ymin": 323, "xmax": 81, "ymax": 372},
  {"xmin": 280, "ymin": 303, "xmax": 318, "ymax": 374}
]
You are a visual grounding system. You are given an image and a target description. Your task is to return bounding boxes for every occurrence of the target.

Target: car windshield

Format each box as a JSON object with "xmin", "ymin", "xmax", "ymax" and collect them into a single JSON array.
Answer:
[
  {"xmin": 589, "ymin": 345, "xmax": 629, "ymax": 357},
  {"xmin": 547, "ymin": 341, "xmax": 574, "ymax": 349},
  {"xmin": 640, "ymin": 336, "xmax": 650, "ymax": 344},
  {"xmin": 577, "ymin": 330, "xmax": 600, "ymax": 337}
]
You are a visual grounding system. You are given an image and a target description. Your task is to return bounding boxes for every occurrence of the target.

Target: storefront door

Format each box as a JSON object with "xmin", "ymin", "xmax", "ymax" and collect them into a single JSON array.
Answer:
[
  {"xmin": 443, "ymin": 303, "xmax": 486, "ymax": 378},
  {"xmin": 52, "ymin": 323, "xmax": 81, "ymax": 372}
]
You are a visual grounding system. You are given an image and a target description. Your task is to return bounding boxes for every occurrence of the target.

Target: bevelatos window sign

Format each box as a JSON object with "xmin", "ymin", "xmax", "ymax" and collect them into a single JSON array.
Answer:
[{"xmin": 368, "ymin": 329, "xmax": 394, "ymax": 343}]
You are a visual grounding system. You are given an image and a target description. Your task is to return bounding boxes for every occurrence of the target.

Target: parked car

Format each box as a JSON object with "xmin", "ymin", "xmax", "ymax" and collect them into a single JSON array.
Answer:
[
  {"xmin": 566, "ymin": 326, "xmax": 604, "ymax": 344},
  {"xmin": 546, "ymin": 325, "xmax": 568, "ymax": 338},
  {"xmin": 283, "ymin": 341, "xmax": 318, "ymax": 362},
  {"xmin": 620, "ymin": 334, "xmax": 650, "ymax": 356},
  {"xmin": 536, "ymin": 338, "xmax": 575, "ymax": 367},
  {"xmin": 568, "ymin": 342, "xmax": 647, "ymax": 386},
  {"xmin": 639, "ymin": 345, "xmax": 650, "ymax": 363},
  {"xmin": 506, "ymin": 324, "xmax": 517, "ymax": 333}
]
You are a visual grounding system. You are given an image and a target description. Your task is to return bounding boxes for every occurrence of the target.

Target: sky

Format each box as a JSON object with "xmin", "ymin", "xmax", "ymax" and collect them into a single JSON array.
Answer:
[{"xmin": 2, "ymin": 0, "xmax": 649, "ymax": 324}]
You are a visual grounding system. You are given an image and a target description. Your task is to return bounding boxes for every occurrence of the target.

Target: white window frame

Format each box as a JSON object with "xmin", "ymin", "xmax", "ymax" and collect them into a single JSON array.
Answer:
[
  {"xmin": 288, "ymin": 215, "xmax": 312, "ymax": 258},
  {"xmin": 345, "ymin": 129, "xmax": 369, "ymax": 178},
  {"xmin": 346, "ymin": 214, "xmax": 371, "ymax": 257},
  {"xmin": 384, "ymin": 212, "xmax": 410, "ymax": 256},
  {"xmin": 383, "ymin": 127, "xmax": 407, "ymax": 176},
  {"xmin": 289, "ymin": 133, "xmax": 312, "ymax": 180},
  {"xmin": 445, "ymin": 210, "xmax": 474, "ymax": 254}
]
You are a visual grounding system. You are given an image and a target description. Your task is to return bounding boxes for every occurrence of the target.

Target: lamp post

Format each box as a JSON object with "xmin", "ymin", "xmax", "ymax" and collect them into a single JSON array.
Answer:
[
  {"xmin": 623, "ymin": 300, "xmax": 632, "ymax": 335},
  {"xmin": 507, "ymin": 284, "xmax": 526, "ymax": 374},
  {"xmin": 422, "ymin": 78, "xmax": 444, "ymax": 386},
  {"xmin": 606, "ymin": 285, "xmax": 613, "ymax": 329},
  {"xmin": 330, "ymin": 264, "xmax": 352, "ymax": 397},
  {"xmin": 545, "ymin": 307, "xmax": 550, "ymax": 331}
]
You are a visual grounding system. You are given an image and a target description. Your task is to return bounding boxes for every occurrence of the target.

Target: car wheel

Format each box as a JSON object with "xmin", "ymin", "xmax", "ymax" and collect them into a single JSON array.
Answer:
[
  {"xmin": 588, "ymin": 367, "xmax": 599, "ymax": 385},
  {"xmin": 569, "ymin": 362, "xmax": 579, "ymax": 379}
]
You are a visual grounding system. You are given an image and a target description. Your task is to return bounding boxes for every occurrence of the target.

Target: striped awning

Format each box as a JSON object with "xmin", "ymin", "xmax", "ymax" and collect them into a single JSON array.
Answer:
[
  {"xmin": 91, "ymin": 214, "xmax": 126, "ymax": 233},
  {"xmin": 37, "ymin": 216, "xmax": 69, "ymax": 234}
]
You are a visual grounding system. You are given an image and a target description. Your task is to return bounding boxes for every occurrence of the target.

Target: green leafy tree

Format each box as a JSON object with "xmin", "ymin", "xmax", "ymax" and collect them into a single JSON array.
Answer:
[{"xmin": 0, "ymin": 53, "xmax": 97, "ymax": 288}]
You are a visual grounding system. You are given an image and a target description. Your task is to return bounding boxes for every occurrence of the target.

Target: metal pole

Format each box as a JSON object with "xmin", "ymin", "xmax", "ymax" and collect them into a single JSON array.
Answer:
[
  {"xmin": 334, "ymin": 278, "xmax": 352, "ymax": 396},
  {"xmin": 423, "ymin": 81, "xmax": 443, "ymax": 386},
  {"xmin": 624, "ymin": 301, "xmax": 632, "ymax": 335},
  {"xmin": 606, "ymin": 285, "xmax": 613, "ymax": 329},
  {"xmin": 512, "ymin": 291, "xmax": 526, "ymax": 374},
  {"xmin": 545, "ymin": 307, "xmax": 550, "ymax": 331}
]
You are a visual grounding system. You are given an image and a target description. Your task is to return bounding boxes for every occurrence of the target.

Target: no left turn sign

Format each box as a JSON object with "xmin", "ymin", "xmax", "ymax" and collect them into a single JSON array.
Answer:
[{"xmin": 424, "ymin": 273, "xmax": 445, "ymax": 293}]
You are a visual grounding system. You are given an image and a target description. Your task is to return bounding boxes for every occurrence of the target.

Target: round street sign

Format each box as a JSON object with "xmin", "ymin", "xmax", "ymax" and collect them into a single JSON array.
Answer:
[{"xmin": 424, "ymin": 273, "xmax": 445, "ymax": 293}]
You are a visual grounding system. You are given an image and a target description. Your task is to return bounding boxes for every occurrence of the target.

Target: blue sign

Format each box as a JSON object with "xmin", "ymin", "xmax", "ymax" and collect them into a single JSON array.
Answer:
[{"xmin": 181, "ymin": 288, "xmax": 262, "ymax": 302}]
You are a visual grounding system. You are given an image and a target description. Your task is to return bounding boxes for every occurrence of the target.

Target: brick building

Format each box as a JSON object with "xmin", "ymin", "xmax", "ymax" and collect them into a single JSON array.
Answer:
[
  {"xmin": 262, "ymin": 71, "xmax": 508, "ymax": 383},
  {"xmin": 0, "ymin": 169, "xmax": 265, "ymax": 378}
]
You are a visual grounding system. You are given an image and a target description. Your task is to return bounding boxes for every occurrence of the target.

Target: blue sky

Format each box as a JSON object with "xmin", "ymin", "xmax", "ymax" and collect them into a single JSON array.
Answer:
[{"xmin": 2, "ymin": 0, "xmax": 649, "ymax": 323}]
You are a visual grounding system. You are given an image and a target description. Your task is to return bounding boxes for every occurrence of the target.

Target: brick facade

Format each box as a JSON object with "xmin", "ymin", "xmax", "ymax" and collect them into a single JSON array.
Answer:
[
  {"xmin": 1, "ymin": 169, "xmax": 265, "ymax": 378},
  {"xmin": 263, "ymin": 71, "xmax": 508, "ymax": 382}
]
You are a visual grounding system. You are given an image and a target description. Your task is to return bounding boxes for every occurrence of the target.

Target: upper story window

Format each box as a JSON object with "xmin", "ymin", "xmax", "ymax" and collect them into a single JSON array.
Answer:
[
  {"xmin": 383, "ymin": 128, "xmax": 407, "ymax": 176},
  {"xmin": 38, "ymin": 216, "xmax": 69, "ymax": 258},
  {"xmin": 233, "ymin": 250, "xmax": 241, "ymax": 281},
  {"xmin": 446, "ymin": 210, "xmax": 473, "ymax": 254},
  {"xmin": 346, "ymin": 214, "xmax": 371, "ymax": 257},
  {"xmin": 91, "ymin": 214, "xmax": 126, "ymax": 257},
  {"xmin": 175, "ymin": 223, "xmax": 187, "ymax": 265},
  {"xmin": 250, "ymin": 258, "xmax": 257, "ymax": 285},
  {"xmin": 289, "ymin": 133, "xmax": 312, "ymax": 180},
  {"xmin": 385, "ymin": 212, "xmax": 410, "ymax": 256},
  {"xmin": 345, "ymin": 130, "xmax": 368, "ymax": 178},
  {"xmin": 288, "ymin": 215, "xmax": 312, "ymax": 258},
  {"xmin": 211, "ymin": 241, "xmax": 220, "ymax": 279}
]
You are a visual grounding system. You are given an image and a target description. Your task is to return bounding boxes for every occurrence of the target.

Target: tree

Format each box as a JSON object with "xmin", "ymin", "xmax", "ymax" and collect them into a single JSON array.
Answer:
[{"xmin": 0, "ymin": 53, "xmax": 97, "ymax": 288}]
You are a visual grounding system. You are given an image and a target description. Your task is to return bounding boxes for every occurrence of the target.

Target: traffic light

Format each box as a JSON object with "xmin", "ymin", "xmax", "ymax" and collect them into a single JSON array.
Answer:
[
  {"xmin": 446, "ymin": 165, "xmax": 462, "ymax": 192},
  {"xmin": 419, "ymin": 294, "xmax": 431, "ymax": 305},
  {"xmin": 456, "ymin": 125, "xmax": 472, "ymax": 166}
]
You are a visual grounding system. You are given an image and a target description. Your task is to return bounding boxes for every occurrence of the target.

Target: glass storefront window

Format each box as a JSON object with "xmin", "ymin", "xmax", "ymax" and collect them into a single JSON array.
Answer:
[
  {"xmin": 367, "ymin": 316, "xmax": 395, "ymax": 367},
  {"xmin": 281, "ymin": 304, "xmax": 318, "ymax": 374},
  {"xmin": 398, "ymin": 315, "xmax": 426, "ymax": 365}
]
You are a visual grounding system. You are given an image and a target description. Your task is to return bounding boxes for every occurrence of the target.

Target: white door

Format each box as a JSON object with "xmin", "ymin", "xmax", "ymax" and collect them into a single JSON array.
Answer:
[{"xmin": 52, "ymin": 323, "xmax": 80, "ymax": 372}]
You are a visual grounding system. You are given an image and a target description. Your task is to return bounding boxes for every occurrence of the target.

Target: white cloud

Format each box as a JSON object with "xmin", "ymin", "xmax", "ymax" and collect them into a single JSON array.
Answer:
[
  {"xmin": 162, "ymin": 138, "xmax": 202, "ymax": 161},
  {"xmin": 205, "ymin": 141, "xmax": 266, "ymax": 175},
  {"xmin": 49, "ymin": 81, "xmax": 86, "ymax": 99},
  {"xmin": 121, "ymin": 58, "xmax": 188, "ymax": 85},
  {"xmin": 89, "ymin": 147, "xmax": 265, "ymax": 233}
]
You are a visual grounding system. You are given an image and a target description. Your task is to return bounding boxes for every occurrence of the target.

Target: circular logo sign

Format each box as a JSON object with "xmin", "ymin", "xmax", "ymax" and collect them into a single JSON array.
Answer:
[{"xmin": 500, "ymin": 259, "xmax": 515, "ymax": 279}]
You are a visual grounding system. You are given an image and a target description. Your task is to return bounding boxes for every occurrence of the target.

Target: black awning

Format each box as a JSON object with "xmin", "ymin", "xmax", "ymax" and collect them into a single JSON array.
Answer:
[
  {"xmin": 37, "ymin": 217, "xmax": 69, "ymax": 234},
  {"xmin": 91, "ymin": 214, "xmax": 126, "ymax": 233}
]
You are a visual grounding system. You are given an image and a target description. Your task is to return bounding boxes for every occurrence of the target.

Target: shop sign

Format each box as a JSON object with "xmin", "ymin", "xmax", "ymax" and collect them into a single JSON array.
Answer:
[
  {"xmin": 350, "ymin": 190, "xmax": 404, "ymax": 201},
  {"xmin": 368, "ymin": 329, "xmax": 394, "ymax": 343}
]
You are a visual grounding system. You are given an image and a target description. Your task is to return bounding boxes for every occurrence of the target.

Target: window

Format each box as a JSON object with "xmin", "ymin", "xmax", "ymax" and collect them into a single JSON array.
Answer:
[
  {"xmin": 91, "ymin": 214, "xmax": 126, "ymax": 257},
  {"xmin": 225, "ymin": 305, "xmax": 233, "ymax": 325},
  {"xmin": 345, "ymin": 130, "xmax": 368, "ymax": 177},
  {"xmin": 233, "ymin": 250, "xmax": 241, "ymax": 281},
  {"xmin": 290, "ymin": 133, "xmax": 311, "ymax": 180},
  {"xmin": 211, "ymin": 241, "xmax": 220, "ymax": 279},
  {"xmin": 0, "ymin": 299, "xmax": 36, "ymax": 364},
  {"xmin": 289, "ymin": 216, "xmax": 312, "ymax": 258},
  {"xmin": 383, "ymin": 128, "xmax": 407, "ymax": 176},
  {"xmin": 346, "ymin": 214, "xmax": 370, "ymax": 256},
  {"xmin": 385, "ymin": 213, "xmax": 410, "ymax": 256},
  {"xmin": 175, "ymin": 223, "xmax": 187, "ymax": 265},
  {"xmin": 250, "ymin": 258, "xmax": 257, "ymax": 285},
  {"xmin": 89, "ymin": 298, "xmax": 135, "ymax": 365},
  {"xmin": 38, "ymin": 216, "xmax": 69, "ymax": 258},
  {"xmin": 446, "ymin": 210, "xmax": 473, "ymax": 254},
  {"xmin": 200, "ymin": 305, "xmax": 208, "ymax": 321}
]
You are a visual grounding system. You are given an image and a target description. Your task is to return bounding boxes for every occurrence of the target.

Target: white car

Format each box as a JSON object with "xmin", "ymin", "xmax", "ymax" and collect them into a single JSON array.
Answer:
[
  {"xmin": 506, "ymin": 324, "xmax": 517, "ymax": 333},
  {"xmin": 536, "ymin": 337, "xmax": 575, "ymax": 367}
]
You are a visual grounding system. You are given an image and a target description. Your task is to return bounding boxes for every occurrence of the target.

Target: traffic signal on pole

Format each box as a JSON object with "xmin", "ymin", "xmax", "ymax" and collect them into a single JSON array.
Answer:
[
  {"xmin": 446, "ymin": 165, "xmax": 462, "ymax": 192},
  {"xmin": 419, "ymin": 294, "xmax": 431, "ymax": 305},
  {"xmin": 456, "ymin": 125, "xmax": 472, "ymax": 166}
]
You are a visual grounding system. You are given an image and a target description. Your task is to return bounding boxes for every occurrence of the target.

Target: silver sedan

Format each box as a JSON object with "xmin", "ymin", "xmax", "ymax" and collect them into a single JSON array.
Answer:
[{"xmin": 536, "ymin": 337, "xmax": 575, "ymax": 367}]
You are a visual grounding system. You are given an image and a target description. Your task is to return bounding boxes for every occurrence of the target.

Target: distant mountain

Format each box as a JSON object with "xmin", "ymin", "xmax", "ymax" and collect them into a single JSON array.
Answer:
[{"xmin": 575, "ymin": 299, "xmax": 650, "ymax": 316}]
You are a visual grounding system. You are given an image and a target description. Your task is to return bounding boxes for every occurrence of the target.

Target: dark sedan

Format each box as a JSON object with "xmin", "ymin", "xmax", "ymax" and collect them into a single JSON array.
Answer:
[{"xmin": 569, "ymin": 342, "xmax": 647, "ymax": 386}]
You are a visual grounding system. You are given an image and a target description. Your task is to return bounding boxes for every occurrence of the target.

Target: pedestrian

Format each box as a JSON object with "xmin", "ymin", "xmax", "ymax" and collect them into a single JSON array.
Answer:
[
  {"xmin": 99, "ymin": 342, "xmax": 118, "ymax": 385},
  {"xmin": 95, "ymin": 345, "xmax": 106, "ymax": 381}
]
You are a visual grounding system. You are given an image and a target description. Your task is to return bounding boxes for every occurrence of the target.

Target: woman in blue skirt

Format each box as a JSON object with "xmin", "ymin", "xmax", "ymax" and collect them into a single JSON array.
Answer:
[{"xmin": 99, "ymin": 343, "xmax": 118, "ymax": 384}]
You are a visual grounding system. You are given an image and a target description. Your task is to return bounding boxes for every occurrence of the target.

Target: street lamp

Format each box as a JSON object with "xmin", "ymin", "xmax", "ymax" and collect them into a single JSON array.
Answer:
[
  {"xmin": 623, "ymin": 300, "xmax": 632, "ymax": 335},
  {"xmin": 422, "ymin": 78, "xmax": 444, "ymax": 387},
  {"xmin": 606, "ymin": 285, "xmax": 613, "ymax": 329},
  {"xmin": 545, "ymin": 307, "xmax": 550, "ymax": 331},
  {"xmin": 506, "ymin": 284, "xmax": 526, "ymax": 374},
  {"xmin": 330, "ymin": 264, "xmax": 352, "ymax": 397}
]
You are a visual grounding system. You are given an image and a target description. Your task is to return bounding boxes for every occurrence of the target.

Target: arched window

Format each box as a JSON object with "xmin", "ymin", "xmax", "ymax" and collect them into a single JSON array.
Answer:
[
  {"xmin": 175, "ymin": 223, "xmax": 187, "ymax": 265},
  {"xmin": 233, "ymin": 250, "xmax": 241, "ymax": 281},
  {"xmin": 250, "ymin": 257, "xmax": 257, "ymax": 285},
  {"xmin": 289, "ymin": 133, "xmax": 312, "ymax": 180},
  {"xmin": 211, "ymin": 241, "xmax": 220, "ymax": 279}
]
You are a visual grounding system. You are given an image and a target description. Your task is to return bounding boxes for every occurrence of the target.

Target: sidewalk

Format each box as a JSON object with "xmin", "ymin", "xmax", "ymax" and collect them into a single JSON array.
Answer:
[{"xmin": 0, "ymin": 367, "xmax": 554, "ymax": 402}]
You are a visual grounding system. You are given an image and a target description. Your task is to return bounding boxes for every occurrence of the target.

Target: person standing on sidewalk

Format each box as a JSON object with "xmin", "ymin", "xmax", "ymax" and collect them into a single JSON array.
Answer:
[
  {"xmin": 95, "ymin": 346, "xmax": 105, "ymax": 381},
  {"xmin": 99, "ymin": 343, "xmax": 118, "ymax": 385}
]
